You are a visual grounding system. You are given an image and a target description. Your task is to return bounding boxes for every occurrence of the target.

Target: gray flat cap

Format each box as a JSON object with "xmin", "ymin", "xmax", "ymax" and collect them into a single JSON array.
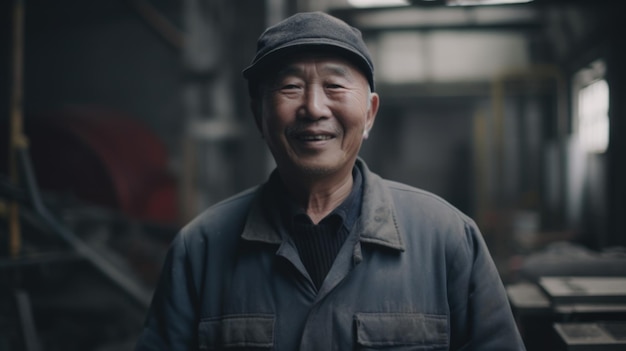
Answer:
[{"xmin": 243, "ymin": 11, "xmax": 375, "ymax": 92}]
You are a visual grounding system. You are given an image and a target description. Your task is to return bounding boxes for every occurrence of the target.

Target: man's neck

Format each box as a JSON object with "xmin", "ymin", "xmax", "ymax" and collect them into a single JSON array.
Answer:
[{"xmin": 281, "ymin": 171, "xmax": 354, "ymax": 224}]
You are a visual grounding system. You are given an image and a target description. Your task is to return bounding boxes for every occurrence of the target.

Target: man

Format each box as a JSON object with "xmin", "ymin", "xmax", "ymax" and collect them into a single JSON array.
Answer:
[{"xmin": 135, "ymin": 11, "xmax": 526, "ymax": 350}]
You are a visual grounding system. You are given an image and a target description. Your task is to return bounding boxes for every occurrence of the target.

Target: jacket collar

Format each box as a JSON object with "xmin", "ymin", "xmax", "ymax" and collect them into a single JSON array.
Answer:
[{"xmin": 241, "ymin": 158, "xmax": 405, "ymax": 252}]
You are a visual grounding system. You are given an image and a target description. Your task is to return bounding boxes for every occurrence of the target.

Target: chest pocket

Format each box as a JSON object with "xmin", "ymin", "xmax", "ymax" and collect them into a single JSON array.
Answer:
[
  {"xmin": 354, "ymin": 313, "xmax": 448, "ymax": 350},
  {"xmin": 198, "ymin": 314, "xmax": 275, "ymax": 350}
]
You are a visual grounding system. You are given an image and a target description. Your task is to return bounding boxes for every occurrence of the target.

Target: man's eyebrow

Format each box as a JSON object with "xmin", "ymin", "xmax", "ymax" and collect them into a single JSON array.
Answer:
[{"xmin": 275, "ymin": 63, "xmax": 353, "ymax": 78}]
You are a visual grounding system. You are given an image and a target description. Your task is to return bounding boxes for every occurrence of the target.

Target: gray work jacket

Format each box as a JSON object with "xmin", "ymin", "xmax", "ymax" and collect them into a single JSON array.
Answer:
[{"xmin": 135, "ymin": 159, "xmax": 526, "ymax": 350}]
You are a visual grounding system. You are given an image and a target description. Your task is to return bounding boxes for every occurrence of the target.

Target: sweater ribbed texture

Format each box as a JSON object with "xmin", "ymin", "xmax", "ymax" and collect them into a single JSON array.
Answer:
[{"xmin": 291, "ymin": 215, "xmax": 348, "ymax": 289}]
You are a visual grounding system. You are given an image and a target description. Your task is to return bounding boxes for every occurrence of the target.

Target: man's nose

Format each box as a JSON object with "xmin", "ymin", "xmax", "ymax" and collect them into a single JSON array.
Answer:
[{"xmin": 299, "ymin": 85, "xmax": 331, "ymax": 120}]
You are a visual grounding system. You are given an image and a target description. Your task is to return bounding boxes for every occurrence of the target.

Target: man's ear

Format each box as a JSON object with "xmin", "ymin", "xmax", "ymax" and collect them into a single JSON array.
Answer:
[{"xmin": 364, "ymin": 92, "xmax": 380, "ymax": 138}]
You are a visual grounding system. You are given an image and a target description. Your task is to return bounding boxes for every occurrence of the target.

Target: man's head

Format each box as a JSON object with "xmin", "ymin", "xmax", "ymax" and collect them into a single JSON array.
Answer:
[{"xmin": 243, "ymin": 12, "xmax": 379, "ymax": 181}]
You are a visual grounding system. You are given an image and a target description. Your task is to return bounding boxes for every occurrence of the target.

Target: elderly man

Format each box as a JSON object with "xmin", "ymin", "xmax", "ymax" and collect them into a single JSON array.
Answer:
[{"xmin": 135, "ymin": 11, "xmax": 526, "ymax": 350}]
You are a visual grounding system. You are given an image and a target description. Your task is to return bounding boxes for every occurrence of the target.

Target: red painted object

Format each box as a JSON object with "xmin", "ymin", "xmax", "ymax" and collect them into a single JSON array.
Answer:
[{"xmin": 18, "ymin": 105, "xmax": 179, "ymax": 225}]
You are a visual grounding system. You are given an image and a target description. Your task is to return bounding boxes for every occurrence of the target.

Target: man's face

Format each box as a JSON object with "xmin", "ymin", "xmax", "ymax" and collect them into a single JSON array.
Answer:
[{"xmin": 254, "ymin": 53, "xmax": 379, "ymax": 180}]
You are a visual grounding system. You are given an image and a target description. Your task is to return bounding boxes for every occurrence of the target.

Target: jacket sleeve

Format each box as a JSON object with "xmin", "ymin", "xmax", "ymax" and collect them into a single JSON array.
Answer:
[
  {"xmin": 447, "ymin": 220, "xmax": 526, "ymax": 351},
  {"xmin": 135, "ymin": 232, "xmax": 199, "ymax": 351}
]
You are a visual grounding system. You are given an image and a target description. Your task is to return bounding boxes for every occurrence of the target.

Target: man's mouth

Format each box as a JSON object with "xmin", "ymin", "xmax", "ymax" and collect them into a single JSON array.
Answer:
[{"xmin": 297, "ymin": 134, "xmax": 333, "ymax": 141}]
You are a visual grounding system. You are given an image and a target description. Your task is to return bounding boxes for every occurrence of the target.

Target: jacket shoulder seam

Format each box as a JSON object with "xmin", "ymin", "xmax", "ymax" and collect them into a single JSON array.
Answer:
[{"xmin": 383, "ymin": 180, "xmax": 472, "ymax": 225}]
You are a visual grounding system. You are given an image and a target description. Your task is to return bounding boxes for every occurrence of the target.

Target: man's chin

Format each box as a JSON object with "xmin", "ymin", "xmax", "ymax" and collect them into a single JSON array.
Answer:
[
  {"xmin": 300, "ymin": 165, "xmax": 334, "ymax": 177},
  {"xmin": 291, "ymin": 159, "xmax": 337, "ymax": 177},
  {"xmin": 276, "ymin": 153, "xmax": 352, "ymax": 179}
]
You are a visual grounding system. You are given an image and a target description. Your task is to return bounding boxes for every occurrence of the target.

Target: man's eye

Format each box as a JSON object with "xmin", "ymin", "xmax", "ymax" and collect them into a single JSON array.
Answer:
[
  {"xmin": 281, "ymin": 84, "xmax": 300, "ymax": 90},
  {"xmin": 326, "ymin": 84, "xmax": 345, "ymax": 89}
]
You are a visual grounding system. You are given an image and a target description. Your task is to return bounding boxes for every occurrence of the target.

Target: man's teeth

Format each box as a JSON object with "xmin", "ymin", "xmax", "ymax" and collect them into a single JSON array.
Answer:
[{"xmin": 299, "ymin": 135, "xmax": 332, "ymax": 141}]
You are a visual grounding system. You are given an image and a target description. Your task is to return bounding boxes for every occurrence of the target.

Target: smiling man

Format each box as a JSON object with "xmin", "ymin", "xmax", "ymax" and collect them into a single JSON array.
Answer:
[{"xmin": 135, "ymin": 12, "xmax": 526, "ymax": 351}]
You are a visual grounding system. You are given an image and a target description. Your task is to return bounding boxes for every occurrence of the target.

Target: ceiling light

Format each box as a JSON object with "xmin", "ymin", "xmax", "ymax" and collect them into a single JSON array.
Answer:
[
  {"xmin": 348, "ymin": 0, "xmax": 411, "ymax": 8},
  {"xmin": 446, "ymin": 0, "xmax": 533, "ymax": 6}
]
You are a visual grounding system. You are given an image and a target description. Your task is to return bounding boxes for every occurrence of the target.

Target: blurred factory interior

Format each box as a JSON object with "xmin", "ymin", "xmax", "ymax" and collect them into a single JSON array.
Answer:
[{"xmin": 1, "ymin": 0, "xmax": 625, "ymax": 350}]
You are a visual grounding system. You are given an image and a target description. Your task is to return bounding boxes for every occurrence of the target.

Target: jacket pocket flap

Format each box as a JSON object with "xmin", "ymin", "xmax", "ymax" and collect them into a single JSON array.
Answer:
[
  {"xmin": 199, "ymin": 314, "xmax": 274, "ymax": 349},
  {"xmin": 354, "ymin": 313, "xmax": 448, "ymax": 348}
]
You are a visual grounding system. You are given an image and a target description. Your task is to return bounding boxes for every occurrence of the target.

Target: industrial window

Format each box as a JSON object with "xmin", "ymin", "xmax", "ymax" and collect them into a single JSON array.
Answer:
[
  {"xmin": 577, "ymin": 78, "xmax": 609, "ymax": 154},
  {"xmin": 573, "ymin": 58, "xmax": 609, "ymax": 154}
]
